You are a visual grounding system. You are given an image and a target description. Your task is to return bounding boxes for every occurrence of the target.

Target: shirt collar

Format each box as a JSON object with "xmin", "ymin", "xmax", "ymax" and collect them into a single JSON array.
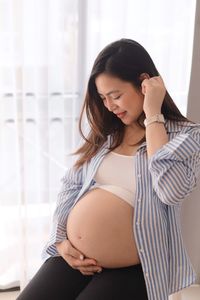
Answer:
[
  {"xmin": 135, "ymin": 119, "xmax": 200, "ymax": 151},
  {"xmin": 108, "ymin": 119, "xmax": 200, "ymax": 150}
]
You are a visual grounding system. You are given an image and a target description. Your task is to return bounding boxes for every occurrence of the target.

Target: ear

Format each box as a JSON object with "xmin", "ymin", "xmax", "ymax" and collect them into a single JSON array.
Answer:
[{"xmin": 139, "ymin": 73, "xmax": 150, "ymax": 81}]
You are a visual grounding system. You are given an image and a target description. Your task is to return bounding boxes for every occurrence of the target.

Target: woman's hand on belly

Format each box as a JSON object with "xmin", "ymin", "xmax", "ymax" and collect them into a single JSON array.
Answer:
[{"xmin": 55, "ymin": 239, "xmax": 102, "ymax": 276}]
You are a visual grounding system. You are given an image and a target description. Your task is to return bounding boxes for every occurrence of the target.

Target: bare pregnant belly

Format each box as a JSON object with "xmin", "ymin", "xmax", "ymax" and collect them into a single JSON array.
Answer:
[{"xmin": 66, "ymin": 188, "xmax": 140, "ymax": 268}]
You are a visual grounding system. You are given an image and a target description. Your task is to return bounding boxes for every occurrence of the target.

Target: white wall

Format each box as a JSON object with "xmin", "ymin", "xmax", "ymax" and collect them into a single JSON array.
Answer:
[{"xmin": 181, "ymin": 0, "xmax": 200, "ymax": 283}]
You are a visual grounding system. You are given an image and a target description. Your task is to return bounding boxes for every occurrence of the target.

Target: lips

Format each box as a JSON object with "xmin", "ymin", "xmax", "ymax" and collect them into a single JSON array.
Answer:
[{"xmin": 116, "ymin": 111, "xmax": 126, "ymax": 118}]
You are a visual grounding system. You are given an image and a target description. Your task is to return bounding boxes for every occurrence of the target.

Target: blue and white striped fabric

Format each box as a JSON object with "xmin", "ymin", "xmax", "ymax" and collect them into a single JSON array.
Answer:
[{"xmin": 42, "ymin": 119, "xmax": 200, "ymax": 300}]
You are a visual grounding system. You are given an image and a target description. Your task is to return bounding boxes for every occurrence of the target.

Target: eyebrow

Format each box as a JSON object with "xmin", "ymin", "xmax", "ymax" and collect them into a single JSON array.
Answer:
[{"xmin": 98, "ymin": 89, "xmax": 121, "ymax": 96}]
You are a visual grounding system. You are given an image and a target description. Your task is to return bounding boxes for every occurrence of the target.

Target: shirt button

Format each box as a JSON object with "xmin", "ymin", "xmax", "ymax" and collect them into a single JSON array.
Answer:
[
  {"xmin": 136, "ymin": 221, "xmax": 140, "ymax": 226},
  {"xmin": 137, "ymin": 173, "xmax": 141, "ymax": 178},
  {"xmin": 137, "ymin": 198, "xmax": 141, "ymax": 202},
  {"xmin": 145, "ymin": 272, "xmax": 149, "ymax": 278},
  {"xmin": 139, "ymin": 248, "xmax": 144, "ymax": 253}
]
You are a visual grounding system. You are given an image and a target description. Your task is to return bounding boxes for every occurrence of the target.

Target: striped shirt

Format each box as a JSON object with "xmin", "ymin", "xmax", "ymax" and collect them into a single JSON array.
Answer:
[{"xmin": 42, "ymin": 119, "xmax": 200, "ymax": 300}]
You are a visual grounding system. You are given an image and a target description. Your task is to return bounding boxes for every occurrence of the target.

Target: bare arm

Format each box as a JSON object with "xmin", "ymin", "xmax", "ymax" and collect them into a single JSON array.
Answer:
[
  {"xmin": 145, "ymin": 115, "xmax": 169, "ymax": 159},
  {"xmin": 141, "ymin": 75, "xmax": 168, "ymax": 158}
]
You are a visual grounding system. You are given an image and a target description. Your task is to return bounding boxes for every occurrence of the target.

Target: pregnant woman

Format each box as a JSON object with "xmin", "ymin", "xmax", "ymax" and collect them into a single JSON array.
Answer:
[{"xmin": 17, "ymin": 39, "xmax": 200, "ymax": 300}]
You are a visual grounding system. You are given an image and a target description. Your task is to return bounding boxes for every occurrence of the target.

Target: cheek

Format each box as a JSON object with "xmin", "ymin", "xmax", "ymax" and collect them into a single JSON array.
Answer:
[
  {"xmin": 135, "ymin": 96, "xmax": 144, "ymax": 109},
  {"xmin": 129, "ymin": 101, "xmax": 143, "ymax": 114}
]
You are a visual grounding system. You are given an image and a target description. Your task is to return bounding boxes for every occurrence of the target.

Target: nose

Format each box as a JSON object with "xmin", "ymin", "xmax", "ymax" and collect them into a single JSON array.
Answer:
[{"xmin": 104, "ymin": 98, "xmax": 117, "ymax": 112}]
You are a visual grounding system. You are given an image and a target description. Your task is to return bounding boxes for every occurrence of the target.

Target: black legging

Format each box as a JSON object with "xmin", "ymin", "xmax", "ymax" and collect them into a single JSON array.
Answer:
[{"xmin": 16, "ymin": 256, "xmax": 148, "ymax": 300}]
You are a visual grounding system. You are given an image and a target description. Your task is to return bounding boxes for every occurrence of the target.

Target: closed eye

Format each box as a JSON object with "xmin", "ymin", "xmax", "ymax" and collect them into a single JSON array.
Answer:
[
  {"xmin": 99, "ymin": 94, "xmax": 122, "ymax": 101},
  {"xmin": 113, "ymin": 95, "xmax": 121, "ymax": 100}
]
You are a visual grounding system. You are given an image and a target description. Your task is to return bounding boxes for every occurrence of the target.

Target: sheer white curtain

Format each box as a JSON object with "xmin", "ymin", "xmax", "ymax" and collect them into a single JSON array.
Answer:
[
  {"xmin": 0, "ymin": 0, "xmax": 81, "ymax": 289},
  {"xmin": 0, "ymin": 0, "xmax": 196, "ymax": 291},
  {"xmin": 86, "ymin": 0, "xmax": 196, "ymax": 115}
]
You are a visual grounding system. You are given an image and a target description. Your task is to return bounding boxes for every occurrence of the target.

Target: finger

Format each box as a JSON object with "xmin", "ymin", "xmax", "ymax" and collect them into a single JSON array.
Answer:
[
  {"xmin": 141, "ymin": 81, "xmax": 147, "ymax": 95},
  {"xmin": 141, "ymin": 78, "xmax": 149, "ymax": 85},
  {"xmin": 66, "ymin": 242, "xmax": 97, "ymax": 265},
  {"xmin": 66, "ymin": 242, "xmax": 85, "ymax": 261},
  {"xmin": 72, "ymin": 258, "xmax": 98, "ymax": 268},
  {"xmin": 81, "ymin": 271, "xmax": 94, "ymax": 276},
  {"xmin": 79, "ymin": 266, "xmax": 102, "ymax": 273},
  {"xmin": 148, "ymin": 77, "xmax": 164, "ymax": 87},
  {"xmin": 154, "ymin": 75, "xmax": 164, "ymax": 83},
  {"xmin": 79, "ymin": 257, "xmax": 98, "ymax": 266}
]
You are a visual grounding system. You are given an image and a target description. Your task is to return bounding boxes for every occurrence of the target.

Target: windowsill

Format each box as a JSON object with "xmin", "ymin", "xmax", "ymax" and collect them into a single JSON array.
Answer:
[
  {"xmin": 0, "ymin": 291, "xmax": 20, "ymax": 300},
  {"xmin": 169, "ymin": 284, "xmax": 200, "ymax": 300}
]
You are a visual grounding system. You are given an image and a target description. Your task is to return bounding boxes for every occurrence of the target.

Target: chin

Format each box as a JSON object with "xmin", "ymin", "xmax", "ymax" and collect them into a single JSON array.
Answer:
[{"xmin": 121, "ymin": 117, "xmax": 136, "ymax": 126}]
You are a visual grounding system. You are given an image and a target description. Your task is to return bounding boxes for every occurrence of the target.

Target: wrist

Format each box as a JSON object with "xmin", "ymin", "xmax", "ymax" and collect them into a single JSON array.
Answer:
[
  {"xmin": 144, "ymin": 110, "xmax": 161, "ymax": 118},
  {"xmin": 144, "ymin": 113, "xmax": 165, "ymax": 127}
]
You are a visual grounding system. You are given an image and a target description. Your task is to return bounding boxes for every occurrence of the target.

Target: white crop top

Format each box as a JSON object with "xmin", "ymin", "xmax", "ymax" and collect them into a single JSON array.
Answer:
[{"xmin": 92, "ymin": 151, "xmax": 136, "ymax": 207}]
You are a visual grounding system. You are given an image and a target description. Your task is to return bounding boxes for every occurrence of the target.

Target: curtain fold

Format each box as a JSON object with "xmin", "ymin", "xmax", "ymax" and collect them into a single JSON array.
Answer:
[
  {"xmin": 0, "ymin": 0, "xmax": 79, "ymax": 289},
  {"xmin": 0, "ymin": 0, "xmax": 196, "ymax": 289}
]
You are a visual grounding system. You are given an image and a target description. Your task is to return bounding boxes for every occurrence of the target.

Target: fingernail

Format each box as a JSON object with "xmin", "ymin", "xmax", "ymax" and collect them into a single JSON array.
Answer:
[
  {"xmin": 97, "ymin": 269, "xmax": 102, "ymax": 273},
  {"xmin": 80, "ymin": 255, "xmax": 84, "ymax": 260}
]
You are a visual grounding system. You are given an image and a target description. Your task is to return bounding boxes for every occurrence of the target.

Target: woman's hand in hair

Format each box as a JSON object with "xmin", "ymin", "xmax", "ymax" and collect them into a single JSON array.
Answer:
[
  {"xmin": 56, "ymin": 239, "xmax": 102, "ymax": 275},
  {"xmin": 140, "ymin": 75, "xmax": 166, "ymax": 117}
]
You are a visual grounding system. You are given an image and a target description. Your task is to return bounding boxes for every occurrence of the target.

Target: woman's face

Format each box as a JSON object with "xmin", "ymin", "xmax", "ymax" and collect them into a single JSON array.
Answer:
[{"xmin": 95, "ymin": 73, "xmax": 144, "ymax": 126}]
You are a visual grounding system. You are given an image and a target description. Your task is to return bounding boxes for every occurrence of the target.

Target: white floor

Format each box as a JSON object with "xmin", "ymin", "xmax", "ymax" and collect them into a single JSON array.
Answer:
[{"xmin": 0, "ymin": 285, "xmax": 200, "ymax": 300}]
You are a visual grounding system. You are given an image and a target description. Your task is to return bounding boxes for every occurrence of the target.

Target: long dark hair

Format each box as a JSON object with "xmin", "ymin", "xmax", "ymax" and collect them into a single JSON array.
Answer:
[{"xmin": 74, "ymin": 38, "xmax": 193, "ymax": 168}]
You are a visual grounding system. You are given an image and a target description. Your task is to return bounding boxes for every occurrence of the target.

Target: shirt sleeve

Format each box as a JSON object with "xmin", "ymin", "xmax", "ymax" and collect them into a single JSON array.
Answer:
[
  {"xmin": 43, "ymin": 165, "xmax": 84, "ymax": 257},
  {"xmin": 148, "ymin": 126, "xmax": 200, "ymax": 205}
]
